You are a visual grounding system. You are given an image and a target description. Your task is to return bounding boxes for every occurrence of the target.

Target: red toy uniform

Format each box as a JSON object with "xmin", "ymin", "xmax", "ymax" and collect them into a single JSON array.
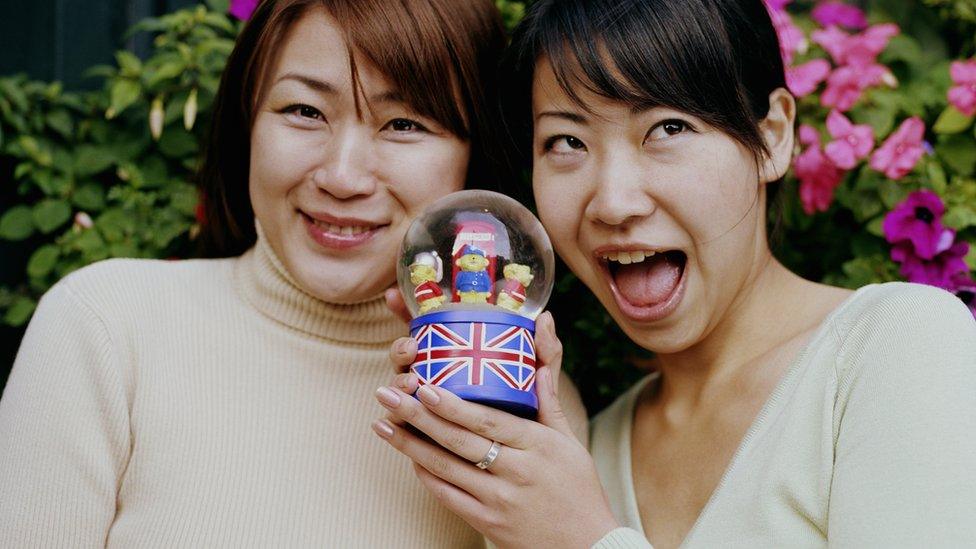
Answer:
[
  {"xmin": 499, "ymin": 278, "xmax": 526, "ymax": 305},
  {"xmin": 415, "ymin": 280, "xmax": 444, "ymax": 305}
]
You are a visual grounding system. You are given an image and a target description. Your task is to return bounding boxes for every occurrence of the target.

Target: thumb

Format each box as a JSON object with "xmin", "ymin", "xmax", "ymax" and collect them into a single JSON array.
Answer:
[
  {"xmin": 385, "ymin": 287, "xmax": 411, "ymax": 323},
  {"xmin": 535, "ymin": 366, "xmax": 574, "ymax": 438},
  {"xmin": 534, "ymin": 311, "xmax": 563, "ymax": 394}
]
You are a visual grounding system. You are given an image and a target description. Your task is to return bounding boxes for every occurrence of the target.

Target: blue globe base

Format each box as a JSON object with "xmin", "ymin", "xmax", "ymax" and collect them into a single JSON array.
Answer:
[{"xmin": 410, "ymin": 309, "xmax": 539, "ymax": 420}]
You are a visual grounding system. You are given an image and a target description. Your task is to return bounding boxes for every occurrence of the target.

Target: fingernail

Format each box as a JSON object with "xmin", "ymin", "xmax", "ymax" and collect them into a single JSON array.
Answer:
[
  {"xmin": 395, "ymin": 339, "xmax": 410, "ymax": 355},
  {"xmin": 372, "ymin": 419, "xmax": 394, "ymax": 439},
  {"xmin": 417, "ymin": 385, "xmax": 440, "ymax": 405},
  {"xmin": 375, "ymin": 386, "xmax": 401, "ymax": 408}
]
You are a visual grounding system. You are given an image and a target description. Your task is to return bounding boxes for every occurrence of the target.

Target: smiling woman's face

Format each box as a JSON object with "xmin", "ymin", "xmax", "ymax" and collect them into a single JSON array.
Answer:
[
  {"xmin": 249, "ymin": 7, "xmax": 469, "ymax": 303},
  {"xmin": 531, "ymin": 59, "xmax": 785, "ymax": 354}
]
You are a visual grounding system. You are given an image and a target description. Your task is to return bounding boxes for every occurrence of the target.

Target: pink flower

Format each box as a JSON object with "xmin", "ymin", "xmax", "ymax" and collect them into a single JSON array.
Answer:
[
  {"xmin": 795, "ymin": 143, "xmax": 844, "ymax": 214},
  {"xmin": 768, "ymin": 7, "xmax": 807, "ymax": 65},
  {"xmin": 811, "ymin": 2, "xmax": 868, "ymax": 30},
  {"xmin": 764, "ymin": 0, "xmax": 793, "ymax": 12},
  {"xmin": 891, "ymin": 240, "xmax": 970, "ymax": 290},
  {"xmin": 799, "ymin": 124, "xmax": 821, "ymax": 146},
  {"xmin": 947, "ymin": 59, "xmax": 976, "ymax": 117},
  {"xmin": 882, "ymin": 190, "xmax": 955, "ymax": 260},
  {"xmin": 823, "ymin": 110, "xmax": 874, "ymax": 169},
  {"xmin": 952, "ymin": 278, "xmax": 976, "ymax": 318},
  {"xmin": 812, "ymin": 23, "xmax": 899, "ymax": 68},
  {"xmin": 820, "ymin": 64, "xmax": 886, "ymax": 111},
  {"xmin": 869, "ymin": 117, "xmax": 926, "ymax": 180},
  {"xmin": 786, "ymin": 59, "xmax": 831, "ymax": 97},
  {"xmin": 229, "ymin": 0, "xmax": 258, "ymax": 21}
]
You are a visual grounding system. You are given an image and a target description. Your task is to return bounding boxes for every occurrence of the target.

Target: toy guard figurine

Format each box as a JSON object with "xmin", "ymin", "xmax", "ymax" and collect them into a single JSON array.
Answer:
[
  {"xmin": 496, "ymin": 263, "xmax": 533, "ymax": 312},
  {"xmin": 409, "ymin": 252, "xmax": 446, "ymax": 314},
  {"xmin": 454, "ymin": 245, "xmax": 492, "ymax": 304}
]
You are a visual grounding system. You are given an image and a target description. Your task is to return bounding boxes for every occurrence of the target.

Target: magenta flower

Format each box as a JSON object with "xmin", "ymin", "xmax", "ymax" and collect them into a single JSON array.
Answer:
[
  {"xmin": 799, "ymin": 124, "xmax": 821, "ymax": 147},
  {"xmin": 947, "ymin": 59, "xmax": 976, "ymax": 117},
  {"xmin": 229, "ymin": 0, "xmax": 258, "ymax": 21},
  {"xmin": 952, "ymin": 278, "xmax": 976, "ymax": 318},
  {"xmin": 764, "ymin": 0, "xmax": 793, "ymax": 12},
  {"xmin": 786, "ymin": 59, "xmax": 832, "ymax": 98},
  {"xmin": 768, "ymin": 7, "xmax": 807, "ymax": 65},
  {"xmin": 891, "ymin": 240, "xmax": 970, "ymax": 290},
  {"xmin": 820, "ymin": 64, "xmax": 886, "ymax": 111},
  {"xmin": 812, "ymin": 1, "xmax": 868, "ymax": 30},
  {"xmin": 795, "ymin": 143, "xmax": 844, "ymax": 214},
  {"xmin": 824, "ymin": 110, "xmax": 874, "ymax": 169},
  {"xmin": 869, "ymin": 117, "xmax": 926, "ymax": 180},
  {"xmin": 812, "ymin": 23, "xmax": 899, "ymax": 68},
  {"xmin": 882, "ymin": 190, "xmax": 955, "ymax": 260}
]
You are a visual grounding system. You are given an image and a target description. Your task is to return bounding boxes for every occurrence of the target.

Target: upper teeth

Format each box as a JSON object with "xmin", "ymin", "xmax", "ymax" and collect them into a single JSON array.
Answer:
[
  {"xmin": 312, "ymin": 219, "xmax": 372, "ymax": 235},
  {"xmin": 602, "ymin": 250, "xmax": 656, "ymax": 264}
]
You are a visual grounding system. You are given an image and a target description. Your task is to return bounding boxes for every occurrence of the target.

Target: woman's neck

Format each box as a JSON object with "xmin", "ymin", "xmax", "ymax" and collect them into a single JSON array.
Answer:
[{"xmin": 650, "ymin": 253, "xmax": 844, "ymax": 411}]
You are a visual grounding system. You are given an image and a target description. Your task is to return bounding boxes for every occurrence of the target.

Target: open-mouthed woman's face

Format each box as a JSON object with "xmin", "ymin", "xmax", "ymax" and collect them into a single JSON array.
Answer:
[
  {"xmin": 531, "ymin": 58, "xmax": 782, "ymax": 353},
  {"xmin": 249, "ymin": 7, "xmax": 469, "ymax": 303}
]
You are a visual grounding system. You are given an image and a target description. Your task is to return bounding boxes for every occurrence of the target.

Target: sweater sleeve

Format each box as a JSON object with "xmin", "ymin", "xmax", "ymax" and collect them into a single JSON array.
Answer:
[
  {"xmin": 0, "ymin": 279, "xmax": 131, "ymax": 546},
  {"xmin": 827, "ymin": 285, "xmax": 976, "ymax": 547}
]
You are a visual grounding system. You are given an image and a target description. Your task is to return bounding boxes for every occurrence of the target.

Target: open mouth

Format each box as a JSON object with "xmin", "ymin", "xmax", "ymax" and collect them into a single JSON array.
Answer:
[
  {"xmin": 299, "ymin": 210, "xmax": 387, "ymax": 250},
  {"xmin": 600, "ymin": 249, "xmax": 688, "ymax": 322}
]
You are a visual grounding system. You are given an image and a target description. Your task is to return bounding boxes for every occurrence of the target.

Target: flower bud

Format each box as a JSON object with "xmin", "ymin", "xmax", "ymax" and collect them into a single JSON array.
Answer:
[
  {"xmin": 150, "ymin": 96, "xmax": 164, "ymax": 141},
  {"xmin": 184, "ymin": 88, "xmax": 198, "ymax": 131},
  {"xmin": 74, "ymin": 212, "xmax": 94, "ymax": 230}
]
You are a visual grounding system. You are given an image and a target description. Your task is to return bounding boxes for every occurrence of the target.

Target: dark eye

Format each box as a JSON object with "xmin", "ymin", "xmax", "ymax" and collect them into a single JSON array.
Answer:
[
  {"xmin": 544, "ymin": 135, "xmax": 587, "ymax": 154},
  {"xmin": 384, "ymin": 118, "xmax": 428, "ymax": 133},
  {"xmin": 282, "ymin": 104, "xmax": 325, "ymax": 121},
  {"xmin": 646, "ymin": 119, "xmax": 691, "ymax": 142}
]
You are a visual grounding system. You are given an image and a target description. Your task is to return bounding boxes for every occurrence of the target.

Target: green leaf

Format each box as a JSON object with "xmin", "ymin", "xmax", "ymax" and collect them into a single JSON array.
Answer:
[
  {"xmin": 146, "ymin": 60, "xmax": 187, "ymax": 89},
  {"xmin": 933, "ymin": 105, "xmax": 974, "ymax": 135},
  {"xmin": 96, "ymin": 209, "xmax": 135, "ymax": 242},
  {"xmin": 33, "ymin": 199, "xmax": 72, "ymax": 234},
  {"xmin": 72, "ymin": 184, "xmax": 107, "ymax": 211},
  {"xmin": 106, "ymin": 79, "xmax": 142, "ymax": 119},
  {"xmin": 937, "ymin": 134, "xmax": 976, "ymax": 176},
  {"xmin": 4, "ymin": 296, "xmax": 36, "ymax": 327},
  {"xmin": 944, "ymin": 206, "xmax": 976, "ymax": 230},
  {"xmin": 73, "ymin": 145, "xmax": 117, "ymax": 176},
  {"xmin": 877, "ymin": 179, "xmax": 911, "ymax": 209},
  {"xmin": 27, "ymin": 245, "xmax": 61, "ymax": 279},
  {"xmin": 46, "ymin": 109, "xmax": 74, "ymax": 138},
  {"xmin": 115, "ymin": 51, "xmax": 143, "ymax": 76},
  {"xmin": 0, "ymin": 206, "xmax": 35, "ymax": 240},
  {"xmin": 0, "ymin": 79, "xmax": 29, "ymax": 111},
  {"xmin": 927, "ymin": 160, "xmax": 948, "ymax": 194},
  {"xmin": 866, "ymin": 216, "xmax": 886, "ymax": 237},
  {"xmin": 966, "ymin": 245, "xmax": 976, "ymax": 271},
  {"xmin": 158, "ymin": 128, "xmax": 198, "ymax": 158}
]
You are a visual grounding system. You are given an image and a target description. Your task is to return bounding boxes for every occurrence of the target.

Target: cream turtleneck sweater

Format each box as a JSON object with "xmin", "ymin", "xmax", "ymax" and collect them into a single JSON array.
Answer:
[{"xmin": 0, "ymin": 233, "xmax": 587, "ymax": 547}]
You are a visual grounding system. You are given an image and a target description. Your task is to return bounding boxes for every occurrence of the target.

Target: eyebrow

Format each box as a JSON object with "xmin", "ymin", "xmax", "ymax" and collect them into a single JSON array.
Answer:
[
  {"xmin": 536, "ymin": 110, "xmax": 589, "ymax": 124},
  {"xmin": 275, "ymin": 73, "xmax": 406, "ymax": 104}
]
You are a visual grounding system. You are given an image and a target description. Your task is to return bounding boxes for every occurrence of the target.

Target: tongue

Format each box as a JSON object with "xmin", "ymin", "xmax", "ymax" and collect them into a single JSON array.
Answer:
[{"xmin": 614, "ymin": 254, "xmax": 682, "ymax": 306}]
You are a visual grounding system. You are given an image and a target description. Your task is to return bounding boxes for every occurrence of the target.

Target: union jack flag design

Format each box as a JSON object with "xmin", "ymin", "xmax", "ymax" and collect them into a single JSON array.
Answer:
[{"xmin": 411, "ymin": 321, "xmax": 537, "ymax": 392}]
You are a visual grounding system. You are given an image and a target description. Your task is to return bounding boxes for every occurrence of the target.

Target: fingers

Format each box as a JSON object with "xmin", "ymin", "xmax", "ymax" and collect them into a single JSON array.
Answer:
[
  {"xmin": 393, "ymin": 372, "xmax": 420, "ymax": 394},
  {"xmin": 411, "ymin": 463, "xmax": 489, "ymax": 529},
  {"xmin": 371, "ymin": 418, "xmax": 495, "ymax": 500},
  {"xmin": 535, "ymin": 311, "xmax": 564, "ymax": 394},
  {"xmin": 385, "ymin": 287, "xmax": 412, "ymax": 323},
  {"xmin": 389, "ymin": 337, "xmax": 418, "ymax": 374},
  {"xmin": 412, "ymin": 384, "xmax": 541, "ymax": 451},
  {"xmin": 534, "ymin": 367, "xmax": 576, "ymax": 438},
  {"xmin": 375, "ymin": 386, "xmax": 511, "ymax": 471}
]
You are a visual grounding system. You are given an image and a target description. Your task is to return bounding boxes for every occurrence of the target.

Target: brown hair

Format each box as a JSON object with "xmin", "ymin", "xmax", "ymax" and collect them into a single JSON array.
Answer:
[{"xmin": 197, "ymin": 0, "xmax": 509, "ymax": 257}]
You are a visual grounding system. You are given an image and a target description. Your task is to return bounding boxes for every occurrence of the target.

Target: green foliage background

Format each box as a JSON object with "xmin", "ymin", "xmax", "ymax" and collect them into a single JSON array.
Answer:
[{"xmin": 2, "ymin": 0, "xmax": 974, "ymax": 413}]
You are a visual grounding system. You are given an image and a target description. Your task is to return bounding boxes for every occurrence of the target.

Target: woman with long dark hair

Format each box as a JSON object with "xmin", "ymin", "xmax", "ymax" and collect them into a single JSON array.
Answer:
[
  {"xmin": 0, "ymin": 1, "xmax": 587, "ymax": 546},
  {"xmin": 376, "ymin": 1, "xmax": 976, "ymax": 547}
]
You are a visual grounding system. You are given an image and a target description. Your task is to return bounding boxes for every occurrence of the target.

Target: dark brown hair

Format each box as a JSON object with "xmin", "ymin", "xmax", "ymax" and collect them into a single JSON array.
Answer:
[
  {"xmin": 197, "ymin": 0, "xmax": 508, "ymax": 257},
  {"xmin": 500, "ymin": 0, "xmax": 790, "ymax": 224}
]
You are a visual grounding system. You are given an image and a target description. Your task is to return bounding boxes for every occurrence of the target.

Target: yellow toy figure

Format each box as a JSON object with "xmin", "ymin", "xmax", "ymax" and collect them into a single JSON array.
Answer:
[
  {"xmin": 496, "ymin": 263, "xmax": 533, "ymax": 312},
  {"xmin": 409, "ymin": 252, "xmax": 446, "ymax": 314},
  {"xmin": 454, "ymin": 245, "xmax": 492, "ymax": 304}
]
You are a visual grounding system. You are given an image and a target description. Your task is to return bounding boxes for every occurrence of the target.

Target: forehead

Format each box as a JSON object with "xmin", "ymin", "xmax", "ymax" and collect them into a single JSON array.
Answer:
[{"xmin": 530, "ymin": 56, "xmax": 634, "ymax": 120}]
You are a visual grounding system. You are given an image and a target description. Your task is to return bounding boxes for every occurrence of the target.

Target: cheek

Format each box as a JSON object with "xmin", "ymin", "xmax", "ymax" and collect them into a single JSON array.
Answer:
[
  {"xmin": 533, "ymin": 168, "xmax": 586, "ymax": 258},
  {"xmin": 383, "ymin": 140, "xmax": 469, "ymax": 213},
  {"xmin": 249, "ymin": 119, "xmax": 319, "ymax": 204}
]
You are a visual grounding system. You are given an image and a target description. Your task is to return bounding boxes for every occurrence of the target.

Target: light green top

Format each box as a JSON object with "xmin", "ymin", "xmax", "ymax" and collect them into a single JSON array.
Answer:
[{"xmin": 590, "ymin": 282, "xmax": 976, "ymax": 548}]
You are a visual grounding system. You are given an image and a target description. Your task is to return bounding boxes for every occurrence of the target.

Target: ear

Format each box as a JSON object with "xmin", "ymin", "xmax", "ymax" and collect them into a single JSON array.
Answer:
[{"xmin": 758, "ymin": 88, "xmax": 797, "ymax": 184}]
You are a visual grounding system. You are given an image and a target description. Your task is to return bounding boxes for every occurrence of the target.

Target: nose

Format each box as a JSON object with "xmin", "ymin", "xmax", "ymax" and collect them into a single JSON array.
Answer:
[
  {"xmin": 585, "ymin": 150, "xmax": 657, "ymax": 227},
  {"xmin": 312, "ymin": 127, "xmax": 377, "ymax": 199}
]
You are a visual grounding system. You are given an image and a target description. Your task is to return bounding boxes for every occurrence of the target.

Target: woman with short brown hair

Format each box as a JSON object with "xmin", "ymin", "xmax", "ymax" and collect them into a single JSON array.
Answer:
[{"xmin": 0, "ymin": 1, "xmax": 587, "ymax": 546}]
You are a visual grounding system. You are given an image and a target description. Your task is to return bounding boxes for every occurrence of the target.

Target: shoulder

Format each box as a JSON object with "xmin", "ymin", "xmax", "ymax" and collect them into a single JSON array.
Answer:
[{"xmin": 831, "ymin": 282, "xmax": 975, "ymax": 371}]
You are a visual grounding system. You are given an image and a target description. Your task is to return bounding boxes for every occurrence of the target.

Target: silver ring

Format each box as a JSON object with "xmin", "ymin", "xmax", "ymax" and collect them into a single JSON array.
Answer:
[{"xmin": 475, "ymin": 440, "xmax": 502, "ymax": 470}]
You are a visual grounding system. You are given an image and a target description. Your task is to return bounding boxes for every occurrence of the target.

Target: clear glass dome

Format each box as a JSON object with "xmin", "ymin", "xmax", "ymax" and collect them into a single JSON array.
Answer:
[{"xmin": 398, "ymin": 190, "xmax": 555, "ymax": 320}]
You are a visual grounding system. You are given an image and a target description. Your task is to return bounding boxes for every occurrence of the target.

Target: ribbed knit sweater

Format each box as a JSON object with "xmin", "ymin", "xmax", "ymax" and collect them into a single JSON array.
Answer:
[{"xmin": 0, "ymin": 233, "xmax": 586, "ymax": 547}]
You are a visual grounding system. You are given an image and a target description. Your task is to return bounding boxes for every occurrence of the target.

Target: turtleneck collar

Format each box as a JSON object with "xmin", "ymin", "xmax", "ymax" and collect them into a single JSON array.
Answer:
[{"xmin": 233, "ymin": 223, "xmax": 407, "ymax": 345}]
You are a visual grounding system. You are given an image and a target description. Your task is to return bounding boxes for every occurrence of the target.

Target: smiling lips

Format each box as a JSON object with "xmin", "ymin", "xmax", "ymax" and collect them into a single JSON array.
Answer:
[{"xmin": 300, "ymin": 210, "xmax": 386, "ymax": 250}]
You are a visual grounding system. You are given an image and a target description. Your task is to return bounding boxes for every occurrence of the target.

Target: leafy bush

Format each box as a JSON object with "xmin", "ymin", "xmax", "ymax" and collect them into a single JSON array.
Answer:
[{"xmin": 1, "ymin": 0, "xmax": 974, "ymax": 412}]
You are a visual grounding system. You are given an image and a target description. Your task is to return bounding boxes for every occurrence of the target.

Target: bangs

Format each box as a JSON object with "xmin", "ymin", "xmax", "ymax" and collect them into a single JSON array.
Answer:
[{"xmin": 513, "ymin": 0, "xmax": 786, "ymax": 158}]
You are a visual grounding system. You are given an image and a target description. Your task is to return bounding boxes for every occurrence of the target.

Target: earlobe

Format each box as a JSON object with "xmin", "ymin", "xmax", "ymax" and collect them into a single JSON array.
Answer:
[{"xmin": 758, "ymin": 88, "xmax": 797, "ymax": 184}]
